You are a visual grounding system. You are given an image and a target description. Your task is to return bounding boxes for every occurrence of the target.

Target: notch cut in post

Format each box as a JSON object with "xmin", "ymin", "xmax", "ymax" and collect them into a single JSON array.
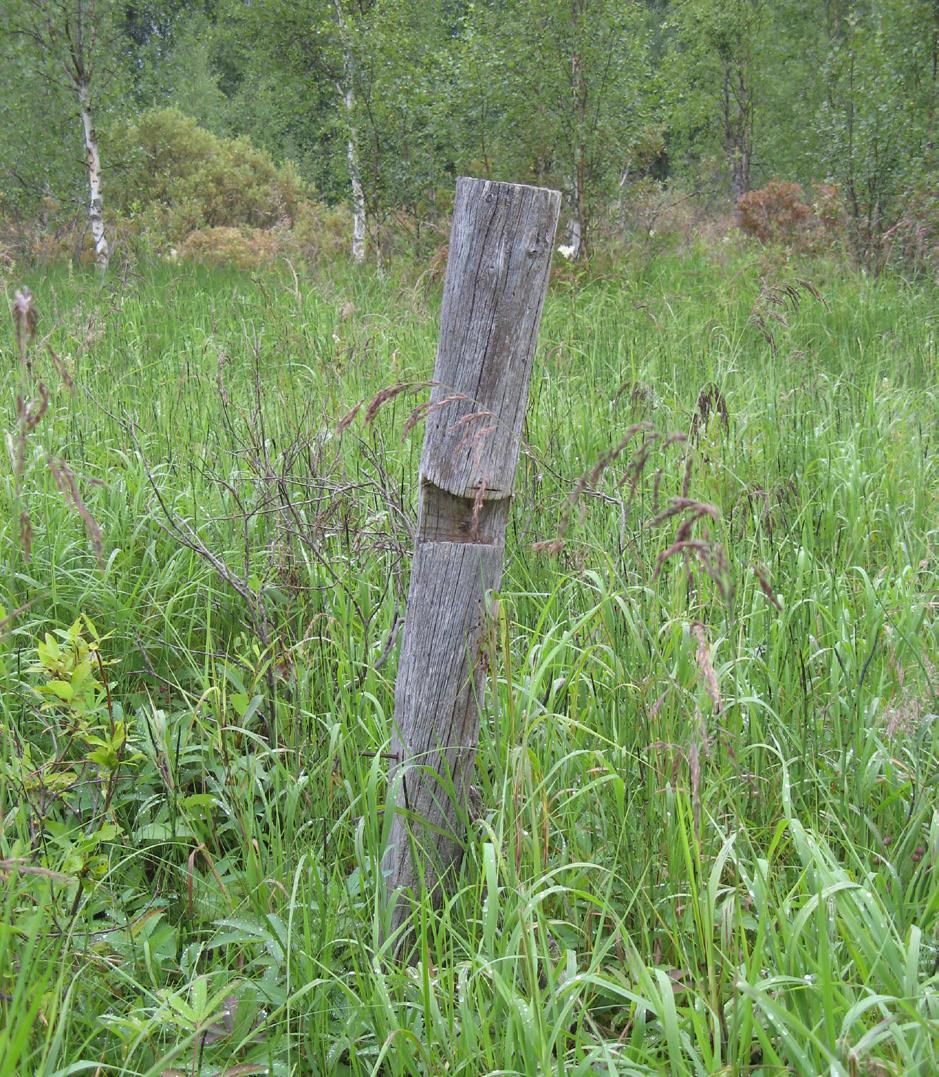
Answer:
[
  {"xmin": 383, "ymin": 177, "xmax": 560, "ymax": 947},
  {"xmin": 417, "ymin": 481, "xmax": 509, "ymax": 545}
]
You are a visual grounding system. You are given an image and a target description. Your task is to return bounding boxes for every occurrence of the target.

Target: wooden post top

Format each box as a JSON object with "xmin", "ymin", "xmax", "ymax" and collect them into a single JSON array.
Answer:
[{"xmin": 420, "ymin": 178, "xmax": 561, "ymax": 502}]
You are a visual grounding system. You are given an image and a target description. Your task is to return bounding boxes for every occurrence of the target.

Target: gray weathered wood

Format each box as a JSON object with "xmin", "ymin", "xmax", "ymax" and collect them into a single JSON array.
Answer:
[{"xmin": 384, "ymin": 177, "xmax": 560, "ymax": 941}]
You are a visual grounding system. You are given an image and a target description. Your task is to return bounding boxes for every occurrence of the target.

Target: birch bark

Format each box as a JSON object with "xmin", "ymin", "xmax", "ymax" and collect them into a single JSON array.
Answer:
[
  {"xmin": 77, "ymin": 76, "xmax": 109, "ymax": 270},
  {"xmin": 333, "ymin": 0, "xmax": 366, "ymax": 263}
]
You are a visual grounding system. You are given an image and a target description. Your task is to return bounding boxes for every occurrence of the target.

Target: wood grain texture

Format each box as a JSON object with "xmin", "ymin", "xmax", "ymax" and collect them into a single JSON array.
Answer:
[
  {"xmin": 384, "ymin": 542, "xmax": 503, "ymax": 908},
  {"xmin": 384, "ymin": 179, "xmax": 559, "ymax": 944},
  {"xmin": 420, "ymin": 177, "xmax": 560, "ymax": 501}
]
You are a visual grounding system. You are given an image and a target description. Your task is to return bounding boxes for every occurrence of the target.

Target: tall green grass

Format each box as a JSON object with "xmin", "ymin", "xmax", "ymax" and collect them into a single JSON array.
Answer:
[{"xmin": 1, "ymin": 245, "xmax": 935, "ymax": 1074}]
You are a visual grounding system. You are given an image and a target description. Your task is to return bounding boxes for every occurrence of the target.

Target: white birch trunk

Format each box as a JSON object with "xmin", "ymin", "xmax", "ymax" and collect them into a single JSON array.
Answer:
[
  {"xmin": 567, "ymin": 211, "xmax": 583, "ymax": 260},
  {"xmin": 77, "ymin": 78, "xmax": 109, "ymax": 271},
  {"xmin": 333, "ymin": 0, "xmax": 366, "ymax": 264},
  {"xmin": 344, "ymin": 85, "xmax": 367, "ymax": 264}
]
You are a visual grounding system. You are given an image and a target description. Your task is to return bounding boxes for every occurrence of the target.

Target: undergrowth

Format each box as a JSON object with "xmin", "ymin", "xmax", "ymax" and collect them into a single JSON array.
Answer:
[{"xmin": 0, "ymin": 246, "xmax": 936, "ymax": 1074}]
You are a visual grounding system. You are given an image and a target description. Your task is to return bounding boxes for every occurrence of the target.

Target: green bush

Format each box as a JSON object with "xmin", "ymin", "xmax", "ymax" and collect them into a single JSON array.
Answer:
[
  {"xmin": 289, "ymin": 199, "xmax": 353, "ymax": 264},
  {"xmin": 110, "ymin": 108, "xmax": 307, "ymax": 247}
]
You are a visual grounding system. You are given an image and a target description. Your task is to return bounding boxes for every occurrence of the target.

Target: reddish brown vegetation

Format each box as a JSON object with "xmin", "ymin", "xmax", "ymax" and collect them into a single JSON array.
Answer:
[{"xmin": 737, "ymin": 181, "xmax": 814, "ymax": 248}]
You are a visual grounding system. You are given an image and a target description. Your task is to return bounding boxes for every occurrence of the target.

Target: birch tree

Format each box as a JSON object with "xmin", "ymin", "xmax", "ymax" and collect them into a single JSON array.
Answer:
[
  {"xmin": 238, "ymin": 0, "xmax": 375, "ymax": 262},
  {"xmin": 330, "ymin": 1, "xmax": 366, "ymax": 262},
  {"xmin": 458, "ymin": 0, "xmax": 650, "ymax": 259},
  {"xmin": 13, "ymin": 0, "xmax": 116, "ymax": 269},
  {"xmin": 816, "ymin": 0, "xmax": 937, "ymax": 266}
]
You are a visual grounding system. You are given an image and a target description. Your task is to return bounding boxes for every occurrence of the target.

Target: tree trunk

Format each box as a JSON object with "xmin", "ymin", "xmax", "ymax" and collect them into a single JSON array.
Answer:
[
  {"xmin": 572, "ymin": 169, "xmax": 587, "ymax": 257},
  {"xmin": 77, "ymin": 78, "xmax": 108, "ymax": 271},
  {"xmin": 730, "ymin": 143, "xmax": 750, "ymax": 204},
  {"xmin": 333, "ymin": 0, "xmax": 366, "ymax": 264},
  {"xmin": 383, "ymin": 177, "xmax": 560, "ymax": 948},
  {"xmin": 723, "ymin": 64, "xmax": 752, "ymax": 211},
  {"xmin": 929, "ymin": 0, "xmax": 938, "ymax": 155},
  {"xmin": 564, "ymin": 201, "xmax": 583, "ymax": 260},
  {"xmin": 344, "ymin": 84, "xmax": 367, "ymax": 264},
  {"xmin": 571, "ymin": 0, "xmax": 588, "ymax": 257}
]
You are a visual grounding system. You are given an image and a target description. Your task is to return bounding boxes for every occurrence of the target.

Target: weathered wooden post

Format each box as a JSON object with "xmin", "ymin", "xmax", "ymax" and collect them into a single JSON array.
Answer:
[{"xmin": 384, "ymin": 177, "xmax": 560, "ymax": 937}]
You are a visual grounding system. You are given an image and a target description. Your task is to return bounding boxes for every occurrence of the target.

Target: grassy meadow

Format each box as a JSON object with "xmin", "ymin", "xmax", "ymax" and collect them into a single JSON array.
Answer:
[{"xmin": 0, "ymin": 245, "xmax": 936, "ymax": 1074}]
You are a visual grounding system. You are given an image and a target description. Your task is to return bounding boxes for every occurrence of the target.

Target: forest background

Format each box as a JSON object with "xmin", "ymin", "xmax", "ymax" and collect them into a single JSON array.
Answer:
[{"xmin": 1, "ymin": 0, "xmax": 936, "ymax": 274}]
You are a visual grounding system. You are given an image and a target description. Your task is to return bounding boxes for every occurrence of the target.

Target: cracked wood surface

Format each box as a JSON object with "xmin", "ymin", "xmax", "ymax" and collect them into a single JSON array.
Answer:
[{"xmin": 421, "ymin": 177, "xmax": 560, "ymax": 501}]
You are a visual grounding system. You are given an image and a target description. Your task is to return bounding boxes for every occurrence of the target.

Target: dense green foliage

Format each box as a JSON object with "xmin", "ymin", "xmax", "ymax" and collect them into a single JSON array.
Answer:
[
  {"xmin": 110, "ymin": 109, "xmax": 306, "ymax": 240},
  {"xmin": 1, "ymin": 1, "xmax": 936, "ymax": 269},
  {"xmin": 1, "ymin": 247, "xmax": 935, "ymax": 1072}
]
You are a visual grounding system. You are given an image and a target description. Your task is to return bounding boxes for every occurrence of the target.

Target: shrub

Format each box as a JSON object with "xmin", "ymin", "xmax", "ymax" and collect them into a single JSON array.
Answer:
[
  {"xmin": 737, "ymin": 181, "xmax": 814, "ymax": 248},
  {"xmin": 110, "ymin": 109, "xmax": 307, "ymax": 247},
  {"xmin": 0, "ymin": 194, "xmax": 83, "ymax": 264},
  {"xmin": 812, "ymin": 182, "xmax": 846, "ymax": 242},
  {"xmin": 289, "ymin": 200, "xmax": 353, "ymax": 266},
  {"xmin": 807, "ymin": 177, "xmax": 936, "ymax": 275},
  {"xmin": 178, "ymin": 226, "xmax": 282, "ymax": 270}
]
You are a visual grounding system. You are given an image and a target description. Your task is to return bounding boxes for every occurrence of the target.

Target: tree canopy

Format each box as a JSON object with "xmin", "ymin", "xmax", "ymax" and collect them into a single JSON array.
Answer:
[{"xmin": 1, "ymin": 0, "xmax": 936, "ymax": 267}]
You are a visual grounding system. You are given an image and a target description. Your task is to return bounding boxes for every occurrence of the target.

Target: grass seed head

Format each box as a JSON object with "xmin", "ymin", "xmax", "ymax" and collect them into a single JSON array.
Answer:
[{"xmin": 12, "ymin": 287, "xmax": 38, "ymax": 369}]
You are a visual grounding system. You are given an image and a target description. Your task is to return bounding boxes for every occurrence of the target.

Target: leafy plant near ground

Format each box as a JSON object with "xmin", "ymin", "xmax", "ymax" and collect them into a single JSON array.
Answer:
[{"xmin": 0, "ymin": 246, "xmax": 936, "ymax": 1074}]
